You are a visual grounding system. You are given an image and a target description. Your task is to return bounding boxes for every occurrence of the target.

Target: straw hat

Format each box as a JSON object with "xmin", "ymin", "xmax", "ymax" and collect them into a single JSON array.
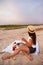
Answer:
[{"xmin": 27, "ymin": 25, "xmax": 35, "ymax": 33}]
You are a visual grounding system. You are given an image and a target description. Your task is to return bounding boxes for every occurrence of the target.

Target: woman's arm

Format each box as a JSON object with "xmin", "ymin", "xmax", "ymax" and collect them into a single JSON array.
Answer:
[
  {"xmin": 22, "ymin": 38, "xmax": 28, "ymax": 43},
  {"xmin": 21, "ymin": 38, "xmax": 33, "ymax": 47}
]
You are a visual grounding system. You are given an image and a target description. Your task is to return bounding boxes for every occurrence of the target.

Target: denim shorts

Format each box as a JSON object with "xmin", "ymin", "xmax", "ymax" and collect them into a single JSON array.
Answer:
[{"xmin": 28, "ymin": 47, "xmax": 36, "ymax": 53}]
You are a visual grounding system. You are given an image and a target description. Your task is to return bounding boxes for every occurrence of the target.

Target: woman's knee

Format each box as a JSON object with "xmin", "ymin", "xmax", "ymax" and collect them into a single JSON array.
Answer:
[
  {"xmin": 19, "ymin": 45, "xmax": 29, "ymax": 52},
  {"xmin": 19, "ymin": 45, "xmax": 25, "ymax": 50}
]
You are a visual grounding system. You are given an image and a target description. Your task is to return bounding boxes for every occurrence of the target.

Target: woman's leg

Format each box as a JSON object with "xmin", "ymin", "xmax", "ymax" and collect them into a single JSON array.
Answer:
[
  {"xmin": 1, "ymin": 49, "xmax": 20, "ymax": 60},
  {"xmin": 19, "ymin": 45, "xmax": 33, "ymax": 61},
  {"xmin": 22, "ymin": 51, "xmax": 33, "ymax": 61},
  {"xmin": 2, "ymin": 45, "xmax": 32, "ymax": 60}
]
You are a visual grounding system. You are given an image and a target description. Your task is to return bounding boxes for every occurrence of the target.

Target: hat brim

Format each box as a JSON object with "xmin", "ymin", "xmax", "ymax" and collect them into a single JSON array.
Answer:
[
  {"xmin": 28, "ymin": 30, "xmax": 35, "ymax": 33},
  {"xmin": 27, "ymin": 25, "xmax": 35, "ymax": 33},
  {"xmin": 27, "ymin": 28, "xmax": 35, "ymax": 33}
]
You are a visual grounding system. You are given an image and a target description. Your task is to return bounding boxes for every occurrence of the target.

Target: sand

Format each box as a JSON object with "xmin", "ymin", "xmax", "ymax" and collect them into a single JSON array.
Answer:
[{"xmin": 0, "ymin": 26, "xmax": 43, "ymax": 65}]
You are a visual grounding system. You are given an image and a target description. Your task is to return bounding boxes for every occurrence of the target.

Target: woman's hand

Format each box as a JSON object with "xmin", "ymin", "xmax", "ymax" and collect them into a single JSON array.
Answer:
[
  {"xmin": 21, "ymin": 38, "xmax": 26, "ymax": 41},
  {"xmin": 21, "ymin": 38, "xmax": 28, "ymax": 43},
  {"xmin": 21, "ymin": 38, "xmax": 32, "ymax": 47}
]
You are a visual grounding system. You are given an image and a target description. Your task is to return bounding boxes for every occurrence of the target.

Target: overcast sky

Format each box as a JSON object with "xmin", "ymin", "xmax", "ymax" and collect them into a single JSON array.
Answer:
[{"xmin": 0, "ymin": 0, "xmax": 43, "ymax": 25}]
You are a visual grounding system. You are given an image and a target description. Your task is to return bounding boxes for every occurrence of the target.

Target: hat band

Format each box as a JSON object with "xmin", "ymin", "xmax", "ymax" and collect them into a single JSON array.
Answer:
[
  {"xmin": 29, "ymin": 28, "xmax": 34, "ymax": 32},
  {"xmin": 29, "ymin": 29, "xmax": 34, "ymax": 33}
]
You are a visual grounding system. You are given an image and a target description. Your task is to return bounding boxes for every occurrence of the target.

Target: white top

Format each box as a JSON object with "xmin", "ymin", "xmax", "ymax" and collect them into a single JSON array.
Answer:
[
  {"xmin": 27, "ymin": 37, "xmax": 40, "ymax": 54},
  {"xmin": 27, "ymin": 37, "xmax": 36, "ymax": 48}
]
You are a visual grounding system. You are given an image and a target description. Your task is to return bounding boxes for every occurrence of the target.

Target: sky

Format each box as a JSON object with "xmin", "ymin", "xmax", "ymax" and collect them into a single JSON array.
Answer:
[{"xmin": 0, "ymin": 0, "xmax": 43, "ymax": 25}]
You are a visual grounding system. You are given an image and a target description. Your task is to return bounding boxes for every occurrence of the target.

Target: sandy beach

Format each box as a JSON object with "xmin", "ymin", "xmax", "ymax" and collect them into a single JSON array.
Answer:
[{"xmin": 0, "ymin": 26, "xmax": 43, "ymax": 65}]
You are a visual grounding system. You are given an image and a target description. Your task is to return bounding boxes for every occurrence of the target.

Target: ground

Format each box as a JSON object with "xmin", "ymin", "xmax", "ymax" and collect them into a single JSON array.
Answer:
[{"xmin": 0, "ymin": 26, "xmax": 43, "ymax": 65}]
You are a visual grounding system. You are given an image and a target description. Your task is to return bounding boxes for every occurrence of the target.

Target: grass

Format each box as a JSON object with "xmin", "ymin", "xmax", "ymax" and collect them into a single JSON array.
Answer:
[
  {"xmin": 0, "ymin": 24, "xmax": 43, "ymax": 30},
  {"xmin": 0, "ymin": 24, "xmax": 28, "ymax": 30}
]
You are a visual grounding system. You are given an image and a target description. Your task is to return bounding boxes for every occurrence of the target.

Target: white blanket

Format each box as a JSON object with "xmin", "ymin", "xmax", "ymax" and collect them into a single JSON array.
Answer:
[
  {"xmin": 1, "ymin": 40, "xmax": 25, "ymax": 53},
  {"xmin": 0, "ymin": 40, "xmax": 40, "ymax": 55}
]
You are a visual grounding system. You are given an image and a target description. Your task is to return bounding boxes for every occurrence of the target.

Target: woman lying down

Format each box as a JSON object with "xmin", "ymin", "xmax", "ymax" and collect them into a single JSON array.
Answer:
[{"xmin": 1, "ymin": 26, "xmax": 40, "ymax": 61}]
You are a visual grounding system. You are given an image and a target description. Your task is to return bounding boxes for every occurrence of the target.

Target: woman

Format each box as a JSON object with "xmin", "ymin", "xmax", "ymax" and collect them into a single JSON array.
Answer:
[{"xmin": 2, "ymin": 25, "xmax": 36, "ymax": 61}]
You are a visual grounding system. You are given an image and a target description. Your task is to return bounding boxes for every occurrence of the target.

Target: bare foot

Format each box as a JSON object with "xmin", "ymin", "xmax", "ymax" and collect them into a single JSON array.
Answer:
[
  {"xmin": 28, "ymin": 56, "xmax": 33, "ymax": 61},
  {"xmin": 22, "ymin": 51, "xmax": 33, "ymax": 61},
  {"xmin": 27, "ymin": 55, "xmax": 33, "ymax": 61}
]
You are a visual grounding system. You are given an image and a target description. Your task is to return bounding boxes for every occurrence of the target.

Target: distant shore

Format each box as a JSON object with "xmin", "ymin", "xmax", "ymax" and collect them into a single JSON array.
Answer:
[{"xmin": 0, "ymin": 24, "xmax": 43, "ymax": 30}]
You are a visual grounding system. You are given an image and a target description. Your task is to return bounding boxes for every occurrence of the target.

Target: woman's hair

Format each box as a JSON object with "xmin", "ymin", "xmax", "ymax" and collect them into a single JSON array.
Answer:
[{"xmin": 28, "ymin": 32, "xmax": 36, "ymax": 45}]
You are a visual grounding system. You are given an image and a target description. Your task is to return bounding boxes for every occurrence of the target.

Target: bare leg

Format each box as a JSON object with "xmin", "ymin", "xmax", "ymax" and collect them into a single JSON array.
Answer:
[
  {"xmin": 19, "ymin": 45, "xmax": 33, "ymax": 61},
  {"xmin": 22, "ymin": 51, "xmax": 33, "ymax": 61},
  {"xmin": 2, "ymin": 45, "xmax": 33, "ymax": 61},
  {"xmin": 1, "ymin": 49, "xmax": 20, "ymax": 60}
]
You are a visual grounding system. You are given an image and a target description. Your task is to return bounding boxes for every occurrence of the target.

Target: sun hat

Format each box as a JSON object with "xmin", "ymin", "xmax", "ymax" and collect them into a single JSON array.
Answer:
[{"xmin": 27, "ymin": 25, "xmax": 35, "ymax": 33}]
